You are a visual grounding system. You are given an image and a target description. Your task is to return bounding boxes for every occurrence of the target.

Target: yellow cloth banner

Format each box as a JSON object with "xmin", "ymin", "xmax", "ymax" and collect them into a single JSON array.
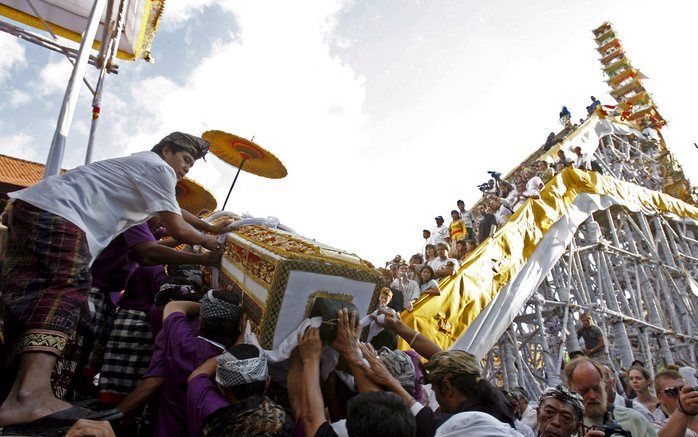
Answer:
[{"xmin": 399, "ymin": 167, "xmax": 698, "ymax": 351}]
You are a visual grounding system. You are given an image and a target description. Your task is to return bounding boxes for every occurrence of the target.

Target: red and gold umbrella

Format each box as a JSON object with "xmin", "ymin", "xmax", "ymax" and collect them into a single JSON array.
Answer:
[
  {"xmin": 202, "ymin": 130, "xmax": 287, "ymax": 210},
  {"xmin": 175, "ymin": 177, "xmax": 217, "ymax": 215}
]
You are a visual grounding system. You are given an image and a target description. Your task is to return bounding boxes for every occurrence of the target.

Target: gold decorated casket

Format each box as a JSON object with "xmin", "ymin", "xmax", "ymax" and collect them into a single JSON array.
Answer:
[{"xmin": 207, "ymin": 213, "xmax": 381, "ymax": 349}]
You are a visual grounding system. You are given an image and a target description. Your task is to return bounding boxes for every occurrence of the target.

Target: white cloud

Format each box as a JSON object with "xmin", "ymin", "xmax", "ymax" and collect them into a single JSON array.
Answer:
[
  {"xmin": 0, "ymin": 33, "xmax": 26, "ymax": 80},
  {"xmin": 2, "ymin": 0, "xmax": 696, "ymax": 264},
  {"xmin": 0, "ymin": 133, "xmax": 38, "ymax": 161},
  {"xmin": 37, "ymin": 60, "xmax": 73, "ymax": 95},
  {"xmin": 9, "ymin": 90, "xmax": 31, "ymax": 107}
]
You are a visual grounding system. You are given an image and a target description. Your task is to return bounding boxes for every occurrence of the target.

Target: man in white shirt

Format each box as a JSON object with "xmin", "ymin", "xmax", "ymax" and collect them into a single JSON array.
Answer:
[
  {"xmin": 431, "ymin": 216, "xmax": 449, "ymax": 246},
  {"xmin": 571, "ymin": 146, "xmax": 592, "ymax": 171},
  {"xmin": 390, "ymin": 264, "xmax": 420, "ymax": 309},
  {"xmin": 456, "ymin": 200, "xmax": 474, "ymax": 240},
  {"xmin": 0, "ymin": 132, "xmax": 224, "ymax": 430},
  {"xmin": 429, "ymin": 243, "xmax": 459, "ymax": 279}
]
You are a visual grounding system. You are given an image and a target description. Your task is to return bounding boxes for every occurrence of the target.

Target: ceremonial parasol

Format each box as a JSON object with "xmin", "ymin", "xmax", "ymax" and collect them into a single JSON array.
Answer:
[
  {"xmin": 176, "ymin": 177, "xmax": 217, "ymax": 215},
  {"xmin": 202, "ymin": 130, "xmax": 288, "ymax": 210}
]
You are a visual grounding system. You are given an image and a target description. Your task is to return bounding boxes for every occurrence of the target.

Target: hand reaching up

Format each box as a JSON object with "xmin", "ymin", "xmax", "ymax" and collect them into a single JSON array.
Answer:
[
  {"xmin": 298, "ymin": 327, "xmax": 322, "ymax": 364},
  {"xmin": 331, "ymin": 308, "xmax": 360, "ymax": 356},
  {"xmin": 358, "ymin": 343, "xmax": 400, "ymax": 391}
]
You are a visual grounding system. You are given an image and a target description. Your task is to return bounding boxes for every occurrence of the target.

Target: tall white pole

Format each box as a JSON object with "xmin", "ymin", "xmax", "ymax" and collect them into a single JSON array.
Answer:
[{"xmin": 44, "ymin": 0, "xmax": 107, "ymax": 177}]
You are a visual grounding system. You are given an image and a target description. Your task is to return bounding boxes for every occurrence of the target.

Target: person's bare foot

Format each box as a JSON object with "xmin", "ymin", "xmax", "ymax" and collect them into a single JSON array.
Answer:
[{"xmin": 0, "ymin": 389, "xmax": 73, "ymax": 426}]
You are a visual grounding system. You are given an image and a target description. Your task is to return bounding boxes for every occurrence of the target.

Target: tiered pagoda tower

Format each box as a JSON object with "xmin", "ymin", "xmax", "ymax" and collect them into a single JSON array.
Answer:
[
  {"xmin": 592, "ymin": 22, "xmax": 695, "ymax": 203},
  {"xmin": 592, "ymin": 22, "xmax": 665, "ymax": 127}
]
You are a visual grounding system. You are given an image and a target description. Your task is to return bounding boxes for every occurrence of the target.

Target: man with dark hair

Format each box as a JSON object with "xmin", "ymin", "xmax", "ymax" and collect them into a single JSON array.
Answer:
[
  {"xmin": 188, "ymin": 343, "xmax": 292, "ymax": 436},
  {"xmin": 456, "ymin": 200, "xmax": 474, "ymax": 240},
  {"xmin": 346, "ymin": 392, "xmax": 416, "ymax": 437},
  {"xmin": 477, "ymin": 202, "xmax": 498, "ymax": 244},
  {"xmin": 116, "ymin": 290, "xmax": 244, "ymax": 437},
  {"xmin": 576, "ymin": 312, "xmax": 607, "ymax": 362},
  {"xmin": 431, "ymin": 216, "xmax": 449, "ymax": 247},
  {"xmin": 429, "ymin": 243, "xmax": 459, "ymax": 279},
  {"xmin": 0, "ymin": 132, "xmax": 220, "ymax": 430},
  {"xmin": 564, "ymin": 357, "xmax": 657, "ymax": 437}
]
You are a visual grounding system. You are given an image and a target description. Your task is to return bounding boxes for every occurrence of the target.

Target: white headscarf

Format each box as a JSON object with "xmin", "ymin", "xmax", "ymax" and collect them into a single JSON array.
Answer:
[{"xmin": 435, "ymin": 412, "xmax": 524, "ymax": 437}]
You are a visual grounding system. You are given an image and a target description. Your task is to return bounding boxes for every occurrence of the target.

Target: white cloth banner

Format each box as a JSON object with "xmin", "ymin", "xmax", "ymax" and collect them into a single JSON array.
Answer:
[
  {"xmin": 546, "ymin": 116, "xmax": 644, "ymax": 163},
  {"xmin": 452, "ymin": 190, "xmax": 692, "ymax": 359}
]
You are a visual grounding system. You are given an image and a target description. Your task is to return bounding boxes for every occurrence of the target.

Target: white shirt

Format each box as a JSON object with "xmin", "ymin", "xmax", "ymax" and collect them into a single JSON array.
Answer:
[
  {"xmin": 459, "ymin": 210, "xmax": 474, "ymax": 228},
  {"xmin": 10, "ymin": 151, "xmax": 181, "ymax": 263},
  {"xmin": 391, "ymin": 278, "xmax": 421, "ymax": 303},
  {"xmin": 515, "ymin": 419, "xmax": 535, "ymax": 437},
  {"xmin": 432, "ymin": 225, "xmax": 449, "ymax": 245},
  {"xmin": 613, "ymin": 394, "xmax": 655, "ymax": 423},
  {"xmin": 525, "ymin": 176, "xmax": 544, "ymax": 194},
  {"xmin": 429, "ymin": 256, "xmax": 459, "ymax": 273},
  {"xmin": 574, "ymin": 153, "xmax": 592, "ymax": 170}
]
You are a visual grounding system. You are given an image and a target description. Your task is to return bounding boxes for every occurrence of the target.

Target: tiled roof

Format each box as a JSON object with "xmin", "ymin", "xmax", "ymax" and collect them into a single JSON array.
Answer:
[{"xmin": 0, "ymin": 154, "xmax": 63, "ymax": 189}]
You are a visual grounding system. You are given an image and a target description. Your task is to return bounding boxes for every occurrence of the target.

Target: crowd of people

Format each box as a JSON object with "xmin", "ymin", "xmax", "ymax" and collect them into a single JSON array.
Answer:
[
  {"xmin": 378, "ymin": 138, "xmax": 601, "ymax": 314},
  {"xmin": 0, "ymin": 122, "xmax": 693, "ymax": 437}
]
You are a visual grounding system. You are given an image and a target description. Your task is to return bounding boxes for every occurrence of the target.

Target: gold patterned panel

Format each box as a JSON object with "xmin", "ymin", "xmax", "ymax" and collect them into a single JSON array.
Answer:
[
  {"xmin": 232, "ymin": 225, "xmax": 376, "ymax": 273},
  {"xmin": 222, "ymin": 238, "xmax": 278, "ymax": 288}
]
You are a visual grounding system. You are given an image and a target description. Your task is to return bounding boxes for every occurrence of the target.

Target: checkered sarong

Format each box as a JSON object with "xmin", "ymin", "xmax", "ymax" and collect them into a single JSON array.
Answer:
[
  {"xmin": 1, "ymin": 200, "xmax": 92, "ymax": 359},
  {"xmin": 98, "ymin": 308, "xmax": 154, "ymax": 396}
]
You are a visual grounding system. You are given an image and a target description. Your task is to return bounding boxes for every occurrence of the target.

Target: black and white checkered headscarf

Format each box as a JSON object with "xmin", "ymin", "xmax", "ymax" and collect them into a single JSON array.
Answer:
[
  {"xmin": 216, "ymin": 347, "xmax": 268, "ymax": 388},
  {"xmin": 200, "ymin": 290, "xmax": 242, "ymax": 321}
]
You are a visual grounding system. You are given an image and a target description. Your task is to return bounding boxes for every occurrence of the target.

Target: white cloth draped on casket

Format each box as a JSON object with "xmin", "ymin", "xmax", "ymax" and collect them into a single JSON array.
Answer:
[{"xmin": 204, "ymin": 211, "xmax": 382, "ymax": 350}]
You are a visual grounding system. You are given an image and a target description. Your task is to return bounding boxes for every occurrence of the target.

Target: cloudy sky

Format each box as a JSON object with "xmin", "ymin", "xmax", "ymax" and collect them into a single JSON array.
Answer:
[{"xmin": 0, "ymin": 0, "xmax": 696, "ymax": 264}]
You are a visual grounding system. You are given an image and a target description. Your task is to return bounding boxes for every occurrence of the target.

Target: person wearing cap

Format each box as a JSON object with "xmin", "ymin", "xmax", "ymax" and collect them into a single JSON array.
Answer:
[
  {"xmin": 118, "ymin": 289, "xmax": 245, "ymax": 437},
  {"xmin": 535, "ymin": 385, "xmax": 585, "ymax": 437},
  {"xmin": 359, "ymin": 349, "xmax": 513, "ymax": 437},
  {"xmin": 431, "ymin": 216, "xmax": 449, "ymax": 247},
  {"xmin": 0, "ymin": 132, "xmax": 223, "ymax": 430},
  {"xmin": 187, "ymin": 344, "xmax": 292, "ymax": 437},
  {"xmin": 422, "ymin": 350, "xmax": 515, "ymax": 425}
]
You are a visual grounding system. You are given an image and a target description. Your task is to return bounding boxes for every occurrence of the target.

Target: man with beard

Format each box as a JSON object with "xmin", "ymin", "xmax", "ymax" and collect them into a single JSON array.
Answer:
[{"xmin": 564, "ymin": 357, "xmax": 657, "ymax": 437}]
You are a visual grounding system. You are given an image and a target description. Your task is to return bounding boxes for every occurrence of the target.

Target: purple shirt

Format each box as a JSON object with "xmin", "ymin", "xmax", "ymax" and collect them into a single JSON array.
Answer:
[
  {"xmin": 144, "ymin": 312, "xmax": 223, "ymax": 437},
  {"xmin": 186, "ymin": 374, "xmax": 229, "ymax": 437},
  {"xmin": 90, "ymin": 222, "xmax": 155, "ymax": 293},
  {"xmin": 118, "ymin": 264, "xmax": 167, "ymax": 312}
]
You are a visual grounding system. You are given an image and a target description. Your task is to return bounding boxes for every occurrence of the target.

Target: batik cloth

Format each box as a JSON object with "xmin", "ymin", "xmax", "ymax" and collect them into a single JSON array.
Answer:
[
  {"xmin": 201, "ymin": 395, "xmax": 292, "ymax": 437},
  {"xmin": 378, "ymin": 346, "xmax": 416, "ymax": 395},
  {"xmin": 1, "ymin": 200, "xmax": 92, "ymax": 359},
  {"xmin": 99, "ymin": 308, "xmax": 154, "ymax": 400}
]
